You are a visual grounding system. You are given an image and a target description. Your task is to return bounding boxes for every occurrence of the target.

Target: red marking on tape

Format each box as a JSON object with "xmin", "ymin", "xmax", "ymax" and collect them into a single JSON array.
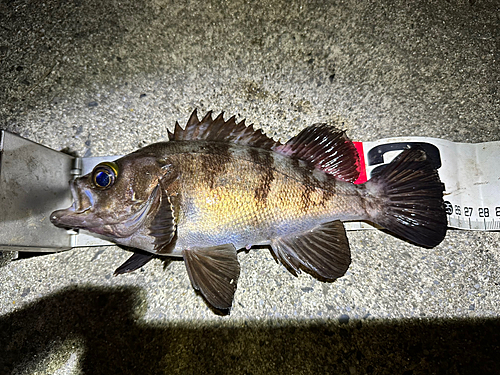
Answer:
[{"xmin": 353, "ymin": 142, "xmax": 367, "ymax": 184}]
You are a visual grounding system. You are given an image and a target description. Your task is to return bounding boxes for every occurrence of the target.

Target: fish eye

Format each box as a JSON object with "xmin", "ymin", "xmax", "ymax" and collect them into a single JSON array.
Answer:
[{"xmin": 92, "ymin": 162, "xmax": 118, "ymax": 190}]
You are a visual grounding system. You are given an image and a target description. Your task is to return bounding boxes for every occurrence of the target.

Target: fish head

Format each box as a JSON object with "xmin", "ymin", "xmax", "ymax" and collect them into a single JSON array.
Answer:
[{"xmin": 50, "ymin": 153, "xmax": 173, "ymax": 238}]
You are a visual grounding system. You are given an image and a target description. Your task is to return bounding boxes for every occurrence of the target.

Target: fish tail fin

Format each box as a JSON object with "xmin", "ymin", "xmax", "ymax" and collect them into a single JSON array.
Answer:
[{"xmin": 365, "ymin": 148, "xmax": 447, "ymax": 248}]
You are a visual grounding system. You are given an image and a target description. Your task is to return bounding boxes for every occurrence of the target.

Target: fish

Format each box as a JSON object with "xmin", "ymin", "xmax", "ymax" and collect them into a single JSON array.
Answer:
[{"xmin": 50, "ymin": 110, "xmax": 447, "ymax": 313}]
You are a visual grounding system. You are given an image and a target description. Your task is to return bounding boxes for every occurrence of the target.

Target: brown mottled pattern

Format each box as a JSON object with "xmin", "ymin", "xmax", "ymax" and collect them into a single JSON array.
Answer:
[
  {"xmin": 166, "ymin": 142, "xmax": 368, "ymax": 251},
  {"xmin": 248, "ymin": 147, "xmax": 275, "ymax": 205},
  {"xmin": 319, "ymin": 186, "xmax": 336, "ymax": 208},
  {"xmin": 299, "ymin": 168, "xmax": 315, "ymax": 211},
  {"xmin": 199, "ymin": 143, "xmax": 232, "ymax": 189}
]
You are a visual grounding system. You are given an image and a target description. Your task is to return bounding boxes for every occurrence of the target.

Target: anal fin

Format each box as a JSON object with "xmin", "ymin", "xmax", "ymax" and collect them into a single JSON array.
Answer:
[
  {"xmin": 182, "ymin": 244, "xmax": 240, "ymax": 311},
  {"xmin": 270, "ymin": 220, "xmax": 351, "ymax": 281}
]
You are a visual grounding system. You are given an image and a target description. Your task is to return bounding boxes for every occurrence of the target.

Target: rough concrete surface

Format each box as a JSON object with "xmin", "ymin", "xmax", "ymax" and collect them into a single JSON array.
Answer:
[{"xmin": 1, "ymin": 0, "xmax": 499, "ymax": 374}]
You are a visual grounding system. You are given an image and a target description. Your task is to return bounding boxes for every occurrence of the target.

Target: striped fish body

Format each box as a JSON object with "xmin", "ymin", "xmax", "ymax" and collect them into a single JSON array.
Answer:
[
  {"xmin": 51, "ymin": 110, "xmax": 447, "ymax": 313},
  {"xmin": 165, "ymin": 141, "xmax": 366, "ymax": 253}
]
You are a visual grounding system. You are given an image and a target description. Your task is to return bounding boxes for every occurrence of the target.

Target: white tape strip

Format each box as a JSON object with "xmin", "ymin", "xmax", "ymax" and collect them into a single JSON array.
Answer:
[
  {"xmin": 345, "ymin": 137, "xmax": 500, "ymax": 231},
  {"xmin": 73, "ymin": 138, "xmax": 500, "ymax": 240}
]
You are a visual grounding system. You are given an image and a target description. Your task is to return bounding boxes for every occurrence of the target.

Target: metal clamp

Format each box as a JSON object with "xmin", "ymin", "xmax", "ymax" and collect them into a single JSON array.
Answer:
[{"xmin": 0, "ymin": 130, "xmax": 117, "ymax": 252}]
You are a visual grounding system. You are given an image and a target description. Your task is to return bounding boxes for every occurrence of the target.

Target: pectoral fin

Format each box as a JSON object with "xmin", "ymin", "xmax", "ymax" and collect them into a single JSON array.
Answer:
[
  {"xmin": 149, "ymin": 185, "xmax": 176, "ymax": 252},
  {"xmin": 270, "ymin": 220, "xmax": 351, "ymax": 281},
  {"xmin": 182, "ymin": 244, "xmax": 240, "ymax": 311}
]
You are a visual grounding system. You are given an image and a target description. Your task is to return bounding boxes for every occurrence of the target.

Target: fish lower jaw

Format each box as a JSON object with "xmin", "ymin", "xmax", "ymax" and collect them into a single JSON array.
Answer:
[{"xmin": 75, "ymin": 206, "xmax": 91, "ymax": 214}]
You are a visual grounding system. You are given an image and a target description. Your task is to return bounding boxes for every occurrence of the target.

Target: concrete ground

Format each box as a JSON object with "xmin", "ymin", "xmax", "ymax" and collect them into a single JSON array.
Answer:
[{"xmin": 1, "ymin": 0, "xmax": 499, "ymax": 374}]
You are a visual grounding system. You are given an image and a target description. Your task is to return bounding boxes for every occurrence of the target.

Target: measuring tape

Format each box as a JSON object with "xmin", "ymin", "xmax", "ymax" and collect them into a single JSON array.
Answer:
[
  {"xmin": 344, "ymin": 137, "xmax": 500, "ymax": 232},
  {"xmin": 72, "ymin": 137, "xmax": 500, "ymax": 246},
  {"xmin": 75, "ymin": 138, "xmax": 499, "ymax": 235},
  {"xmin": 2, "ymin": 129, "xmax": 496, "ymax": 253}
]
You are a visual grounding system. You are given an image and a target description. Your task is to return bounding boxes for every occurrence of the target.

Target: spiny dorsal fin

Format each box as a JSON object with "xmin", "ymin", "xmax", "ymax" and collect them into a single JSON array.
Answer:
[
  {"xmin": 272, "ymin": 124, "xmax": 360, "ymax": 182},
  {"xmin": 170, "ymin": 110, "xmax": 360, "ymax": 182},
  {"xmin": 168, "ymin": 109, "xmax": 280, "ymax": 150}
]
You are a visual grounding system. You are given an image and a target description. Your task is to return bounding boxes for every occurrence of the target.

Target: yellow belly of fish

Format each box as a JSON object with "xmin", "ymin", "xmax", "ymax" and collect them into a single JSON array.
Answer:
[{"xmin": 177, "ymin": 177, "xmax": 335, "ymax": 250}]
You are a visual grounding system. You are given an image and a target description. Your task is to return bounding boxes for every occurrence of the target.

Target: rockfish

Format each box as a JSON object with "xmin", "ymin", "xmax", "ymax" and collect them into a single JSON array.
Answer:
[{"xmin": 51, "ymin": 110, "xmax": 447, "ymax": 312}]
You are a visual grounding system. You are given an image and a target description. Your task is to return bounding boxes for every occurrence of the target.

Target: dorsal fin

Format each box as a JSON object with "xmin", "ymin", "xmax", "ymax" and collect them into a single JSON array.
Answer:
[
  {"xmin": 168, "ymin": 109, "xmax": 280, "ymax": 150},
  {"xmin": 272, "ymin": 124, "xmax": 360, "ymax": 182},
  {"xmin": 169, "ymin": 110, "xmax": 360, "ymax": 182}
]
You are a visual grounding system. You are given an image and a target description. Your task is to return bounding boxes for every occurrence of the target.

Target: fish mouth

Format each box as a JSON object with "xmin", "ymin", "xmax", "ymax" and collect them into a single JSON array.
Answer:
[
  {"xmin": 50, "ymin": 180, "xmax": 94, "ymax": 229},
  {"xmin": 50, "ymin": 181, "xmax": 160, "ymax": 238}
]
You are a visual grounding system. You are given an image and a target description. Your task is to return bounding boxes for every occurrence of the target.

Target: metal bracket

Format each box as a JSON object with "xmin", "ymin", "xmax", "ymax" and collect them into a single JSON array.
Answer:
[{"xmin": 0, "ymin": 130, "xmax": 118, "ymax": 252}]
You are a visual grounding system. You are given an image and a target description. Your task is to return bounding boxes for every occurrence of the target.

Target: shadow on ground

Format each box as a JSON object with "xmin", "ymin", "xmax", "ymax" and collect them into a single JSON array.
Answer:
[{"xmin": 1, "ymin": 286, "xmax": 499, "ymax": 374}]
